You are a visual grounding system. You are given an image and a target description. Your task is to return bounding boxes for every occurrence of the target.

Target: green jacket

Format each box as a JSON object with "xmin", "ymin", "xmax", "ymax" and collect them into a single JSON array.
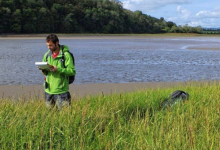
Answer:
[{"xmin": 42, "ymin": 45, "xmax": 75, "ymax": 94}]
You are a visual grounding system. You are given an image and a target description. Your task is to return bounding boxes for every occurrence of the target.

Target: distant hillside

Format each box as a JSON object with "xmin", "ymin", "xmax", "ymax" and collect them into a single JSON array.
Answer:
[{"xmin": 0, "ymin": 0, "xmax": 202, "ymax": 34}]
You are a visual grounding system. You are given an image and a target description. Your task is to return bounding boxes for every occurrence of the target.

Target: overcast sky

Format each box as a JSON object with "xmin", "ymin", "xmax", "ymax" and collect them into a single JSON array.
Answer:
[{"xmin": 120, "ymin": 0, "xmax": 220, "ymax": 28}]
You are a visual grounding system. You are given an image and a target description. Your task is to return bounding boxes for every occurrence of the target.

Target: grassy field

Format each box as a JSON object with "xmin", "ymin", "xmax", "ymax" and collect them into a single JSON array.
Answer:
[{"xmin": 1, "ymin": 81, "xmax": 220, "ymax": 149}]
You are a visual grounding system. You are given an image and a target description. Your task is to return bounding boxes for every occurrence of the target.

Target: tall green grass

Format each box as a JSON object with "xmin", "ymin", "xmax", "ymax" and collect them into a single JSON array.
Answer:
[{"xmin": 1, "ymin": 81, "xmax": 220, "ymax": 149}]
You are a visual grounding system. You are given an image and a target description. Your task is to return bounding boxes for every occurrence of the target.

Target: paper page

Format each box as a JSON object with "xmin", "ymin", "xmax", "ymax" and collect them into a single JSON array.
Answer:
[{"xmin": 35, "ymin": 62, "xmax": 51, "ymax": 69}]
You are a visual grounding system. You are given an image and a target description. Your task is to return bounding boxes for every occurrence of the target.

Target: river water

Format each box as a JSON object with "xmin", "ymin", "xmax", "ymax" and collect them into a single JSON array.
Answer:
[{"xmin": 1, "ymin": 36, "xmax": 220, "ymax": 85}]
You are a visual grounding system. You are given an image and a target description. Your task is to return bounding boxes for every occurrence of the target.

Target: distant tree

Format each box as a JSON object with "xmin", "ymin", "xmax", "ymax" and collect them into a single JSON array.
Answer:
[
  {"xmin": 170, "ymin": 25, "xmax": 178, "ymax": 33},
  {"xmin": 160, "ymin": 17, "xmax": 165, "ymax": 21},
  {"xmin": 119, "ymin": 9, "xmax": 133, "ymax": 33},
  {"xmin": 153, "ymin": 22, "xmax": 160, "ymax": 33},
  {"xmin": 22, "ymin": 8, "xmax": 37, "ymax": 33},
  {"xmin": 178, "ymin": 25, "xmax": 183, "ymax": 33},
  {"xmin": 163, "ymin": 26, "xmax": 170, "ymax": 33},
  {"xmin": 37, "ymin": 7, "xmax": 51, "ymax": 33},
  {"xmin": 196, "ymin": 26, "xmax": 203, "ymax": 33},
  {"xmin": 0, "ymin": 7, "xmax": 11, "ymax": 33},
  {"xmin": 167, "ymin": 21, "xmax": 176, "ymax": 28},
  {"xmin": 0, "ymin": 0, "xmax": 203, "ymax": 34},
  {"xmin": 183, "ymin": 24, "xmax": 190, "ymax": 33},
  {"xmin": 10, "ymin": 9, "xmax": 22, "ymax": 33}
]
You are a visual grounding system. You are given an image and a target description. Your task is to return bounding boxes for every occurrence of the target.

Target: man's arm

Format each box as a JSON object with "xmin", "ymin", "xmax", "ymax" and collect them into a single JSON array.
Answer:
[{"xmin": 56, "ymin": 53, "xmax": 75, "ymax": 76}]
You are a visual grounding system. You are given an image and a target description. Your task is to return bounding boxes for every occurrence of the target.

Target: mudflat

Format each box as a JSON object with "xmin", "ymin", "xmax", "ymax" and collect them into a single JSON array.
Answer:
[
  {"xmin": 0, "ymin": 81, "xmax": 213, "ymax": 100},
  {"xmin": 1, "ymin": 34, "xmax": 219, "ymax": 100}
]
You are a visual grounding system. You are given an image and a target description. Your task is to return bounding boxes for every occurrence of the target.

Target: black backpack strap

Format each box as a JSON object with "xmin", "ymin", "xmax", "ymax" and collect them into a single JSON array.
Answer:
[
  {"xmin": 61, "ymin": 45, "xmax": 66, "ymax": 68},
  {"xmin": 46, "ymin": 50, "xmax": 52, "ymax": 62},
  {"xmin": 46, "ymin": 54, "xmax": 48, "ymax": 62}
]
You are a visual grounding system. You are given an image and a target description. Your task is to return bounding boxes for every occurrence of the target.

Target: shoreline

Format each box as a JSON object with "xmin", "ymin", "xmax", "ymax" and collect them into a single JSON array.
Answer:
[
  {"xmin": 0, "ymin": 81, "xmax": 216, "ymax": 100},
  {"xmin": 1, "ymin": 34, "xmax": 220, "ymax": 51},
  {"xmin": 1, "ymin": 33, "xmax": 220, "ymax": 39}
]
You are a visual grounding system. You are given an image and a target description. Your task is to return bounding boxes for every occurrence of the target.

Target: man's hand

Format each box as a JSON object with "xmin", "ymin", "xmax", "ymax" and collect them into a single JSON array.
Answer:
[
  {"xmin": 49, "ymin": 65, "xmax": 57, "ymax": 72},
  {"xmin": 38, "ymin": 67, "xmax": 44, "ymax": 71}
]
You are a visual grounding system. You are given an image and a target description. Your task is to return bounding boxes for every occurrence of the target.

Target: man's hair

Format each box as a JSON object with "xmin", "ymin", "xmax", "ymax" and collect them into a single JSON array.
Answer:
[{"xmin": 46, "ymin": 34, "xmax": 59, "ymax": 44}]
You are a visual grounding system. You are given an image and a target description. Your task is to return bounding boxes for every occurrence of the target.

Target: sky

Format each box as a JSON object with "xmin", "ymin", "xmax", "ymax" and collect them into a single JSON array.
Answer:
[{"xmin": 120, "ymin": 0, "xmax": 220, "ymax": 28}]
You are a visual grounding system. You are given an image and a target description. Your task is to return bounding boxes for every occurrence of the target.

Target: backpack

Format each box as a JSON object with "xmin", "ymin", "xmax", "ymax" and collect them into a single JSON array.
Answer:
[
  {"xmin": 46, "ymin": 45, "xmax": 75, "ymax": 84},
  {"xmin": 160, "ymin": 90, "xmax": 189, "ymax": 109}
]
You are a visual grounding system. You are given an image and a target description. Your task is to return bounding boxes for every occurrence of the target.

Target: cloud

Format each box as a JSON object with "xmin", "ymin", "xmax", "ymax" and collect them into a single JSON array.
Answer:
[
  {"xmin": 174, "ymin": 6, "xmax": 220, "ymax": 27},
  {"xmin": 194, "ymin": 7, "xmax": 220, "ymax": 27},
  {"xmin": 176, "ymin": 6, "xmax": 191, "ymax": 19},
  {"xmin": 196, "ymin": 10, "xmax": 220, "ymax": 18},
  {"xmin": 122, "ymin": 0, "xmax": 192, "ymax": 12},
  {"xmin": 165, "ymin": 6, "xmax": 192, "ymax": 26},
  {"xmin": 121, "ymin": 0, "xmax": 220, "ymax": 27}
]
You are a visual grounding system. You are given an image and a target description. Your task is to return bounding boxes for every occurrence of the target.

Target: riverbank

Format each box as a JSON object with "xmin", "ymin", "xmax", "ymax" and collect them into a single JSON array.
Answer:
[
  {"xmin": 1, "ymin": 79, "xmax": 219, "ymax": 149},
  {"xmin": 0, "ymin": 81, "xmax": 217, "ymax": 100},
  {"xmin": 1, "ymin": 33, "xmax": 220, "ymax": 39}
]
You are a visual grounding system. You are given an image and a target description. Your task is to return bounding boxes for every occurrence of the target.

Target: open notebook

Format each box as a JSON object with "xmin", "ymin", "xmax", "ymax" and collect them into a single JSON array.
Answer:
[{"xmin": 35, "ymin": 62, "xmax": 51, "ymax": 69}]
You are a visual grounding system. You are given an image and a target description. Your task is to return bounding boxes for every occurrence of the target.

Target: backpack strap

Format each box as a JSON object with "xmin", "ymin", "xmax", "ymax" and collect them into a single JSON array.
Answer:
[
  {"xmin": 46, "ymin": 54, "xmax": 48, "ymax": 62},
  {"xmin": 45, "ymin": 50, "xmax": 52, "ymax": 62},
  {"xmin": 60, "ymin": 45, "xmax": 66, "ymax": 68}
]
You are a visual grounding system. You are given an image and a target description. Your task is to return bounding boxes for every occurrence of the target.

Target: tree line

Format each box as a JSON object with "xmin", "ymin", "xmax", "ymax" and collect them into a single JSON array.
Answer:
[{"xmin": 0, "ymin": 0, "xmax": 203, "ymax": 34}]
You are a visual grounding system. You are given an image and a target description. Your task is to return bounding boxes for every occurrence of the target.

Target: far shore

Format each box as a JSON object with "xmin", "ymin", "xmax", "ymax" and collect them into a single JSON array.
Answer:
[
  {"xmin": 1, "ymin": 33, "xmax": 220, "ymax": 39},
  {"xmin": 0, "ymin": 81, "xmax": 218, "ymax": 100},
  {"xmin": 1, "ymin": 33, "xmax": 220, "ymax": 51}
]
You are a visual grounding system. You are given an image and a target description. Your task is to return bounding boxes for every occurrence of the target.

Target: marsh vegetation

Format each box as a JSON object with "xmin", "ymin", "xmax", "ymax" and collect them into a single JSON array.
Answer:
[{"xmin": 1, "ymin": 81, "xmax": 220, "ymax": 149}]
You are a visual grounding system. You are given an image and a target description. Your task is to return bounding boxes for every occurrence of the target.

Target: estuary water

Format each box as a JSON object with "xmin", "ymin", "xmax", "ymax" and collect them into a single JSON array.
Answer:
[{"xmin": 1, "ymin": 36, "xmax": 220, "ymax": 85}]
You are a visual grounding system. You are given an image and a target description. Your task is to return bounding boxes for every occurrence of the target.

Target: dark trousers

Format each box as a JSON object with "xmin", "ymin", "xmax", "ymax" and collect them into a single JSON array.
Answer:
[{"xmin": 44, "ymin": 92, "xmax": 71, "ymax": 109}]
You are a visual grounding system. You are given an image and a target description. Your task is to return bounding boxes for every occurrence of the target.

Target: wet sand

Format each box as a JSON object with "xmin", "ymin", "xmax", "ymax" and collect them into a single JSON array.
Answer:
[
  {"xmin": 0, "ymin": 81, "xmax": 214, "ymax": 100},
  {"xmin": 0, "ymin": 82, "xmax": 191, "ymax": 100}
]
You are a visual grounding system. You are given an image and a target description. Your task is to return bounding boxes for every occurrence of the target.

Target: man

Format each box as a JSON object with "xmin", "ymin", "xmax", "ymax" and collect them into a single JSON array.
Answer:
[{"xmin": 40, "ymin": 34, "xmax": 75, "ymax": 109}]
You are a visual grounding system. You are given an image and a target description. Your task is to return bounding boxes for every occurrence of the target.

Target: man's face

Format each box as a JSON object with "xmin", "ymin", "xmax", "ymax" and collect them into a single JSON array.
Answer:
[{"xmin": 46, "ymin": 40, "xmax": 58, "ymax": 52}]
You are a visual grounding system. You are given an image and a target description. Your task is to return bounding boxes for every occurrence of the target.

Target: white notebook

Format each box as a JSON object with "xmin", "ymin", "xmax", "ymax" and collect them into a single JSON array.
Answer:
[{"xmin": 35, "ymin": 62, "xmax": 51, "ymax": 69}]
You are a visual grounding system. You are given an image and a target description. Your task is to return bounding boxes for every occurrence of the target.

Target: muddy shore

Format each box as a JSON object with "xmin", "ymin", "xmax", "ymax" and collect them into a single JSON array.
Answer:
[{"xmin": 0, "ymin": 81, "xmax": 214, "ymax": 100}]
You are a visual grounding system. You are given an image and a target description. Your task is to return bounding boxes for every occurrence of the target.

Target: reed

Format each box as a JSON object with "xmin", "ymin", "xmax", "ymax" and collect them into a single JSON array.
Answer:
[{"xmin": 1, "ymin": 81, "xmax": 220, "ymax": 149}]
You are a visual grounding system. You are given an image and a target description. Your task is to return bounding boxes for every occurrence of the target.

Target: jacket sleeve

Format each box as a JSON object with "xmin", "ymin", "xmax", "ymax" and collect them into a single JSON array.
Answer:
[
  {"xmin": 41, "ymin": 53, "xmax": 49, "ymax": 75},
  {"xmin": 56, "ymin": 52, "xmax": 75, "ymax": 76}
]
